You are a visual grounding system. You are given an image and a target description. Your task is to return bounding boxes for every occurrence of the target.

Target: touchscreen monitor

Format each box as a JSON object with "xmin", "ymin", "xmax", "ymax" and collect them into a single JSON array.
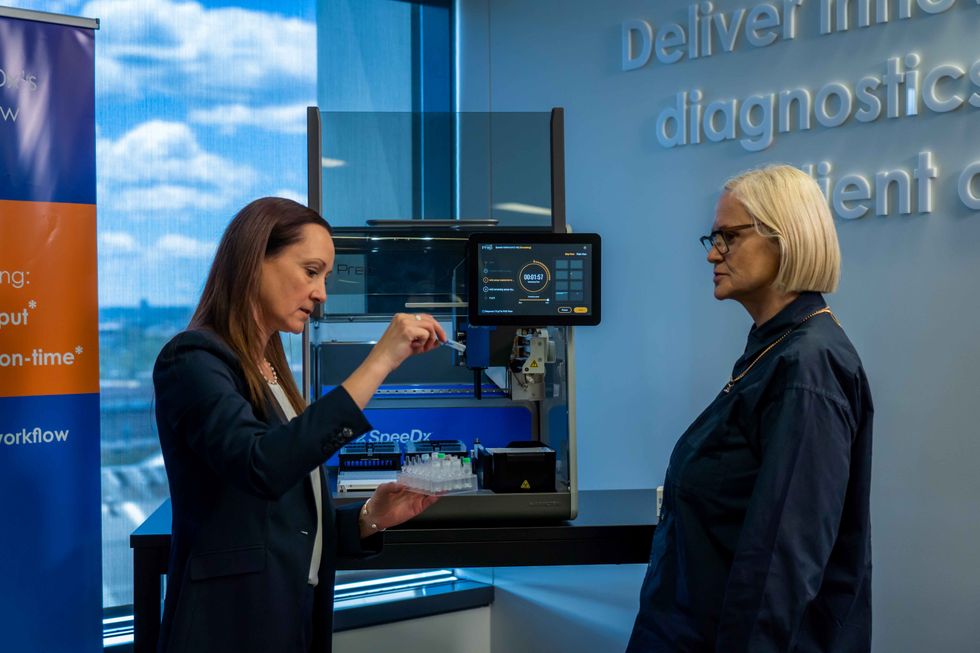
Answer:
[{"xmin": 468, "ymin": 232, "xmax": 601, "ymax": 326}]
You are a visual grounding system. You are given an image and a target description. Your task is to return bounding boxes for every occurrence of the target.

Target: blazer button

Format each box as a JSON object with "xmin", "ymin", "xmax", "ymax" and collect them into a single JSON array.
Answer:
[{"xmin": 341, "ymin": 427, "xmax": 353, "ymax": 437}]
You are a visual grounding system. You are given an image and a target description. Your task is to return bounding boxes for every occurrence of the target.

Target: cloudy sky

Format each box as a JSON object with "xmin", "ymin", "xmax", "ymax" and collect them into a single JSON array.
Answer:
[{"xmin": 14, "ymin": 0, "xmax": 317, "ymax": 305}]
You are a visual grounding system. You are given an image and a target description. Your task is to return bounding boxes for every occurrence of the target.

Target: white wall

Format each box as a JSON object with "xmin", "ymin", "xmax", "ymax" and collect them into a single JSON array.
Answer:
[{"xmin": 459, "ymin": 0, "xmax": 980, "ymax": 651}]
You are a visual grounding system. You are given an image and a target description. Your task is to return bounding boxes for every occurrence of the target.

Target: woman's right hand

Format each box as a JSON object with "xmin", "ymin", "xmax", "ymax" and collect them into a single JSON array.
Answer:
[
  {"xmin": 369, "ymin": 313, "xmax": 447, "ymax": 374},
  {"xmin": 342, "ymin": 313, "xmax": 447, "ymax": 410}
]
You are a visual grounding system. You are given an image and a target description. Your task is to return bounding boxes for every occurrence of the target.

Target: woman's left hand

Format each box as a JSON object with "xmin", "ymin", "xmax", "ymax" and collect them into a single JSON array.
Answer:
[{"xmin": 359, "ymin": 482, "xmax": 439, "ymax": 538}]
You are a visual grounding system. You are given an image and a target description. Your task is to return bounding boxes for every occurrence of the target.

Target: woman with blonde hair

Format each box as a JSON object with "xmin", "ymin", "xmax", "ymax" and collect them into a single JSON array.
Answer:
[
  {"xmin": 154, "ymin": 197, "xmax": 443, "ymax": 652},
  {"xmin": 628, "ymin": 165, "xmax": 873, "ymax": 652}
]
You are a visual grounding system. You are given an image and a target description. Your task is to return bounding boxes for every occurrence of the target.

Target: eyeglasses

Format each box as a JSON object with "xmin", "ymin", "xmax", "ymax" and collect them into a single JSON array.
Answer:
[{"xmin": 699, "ymin": 223, "xmax": 756, "ymax": 255}]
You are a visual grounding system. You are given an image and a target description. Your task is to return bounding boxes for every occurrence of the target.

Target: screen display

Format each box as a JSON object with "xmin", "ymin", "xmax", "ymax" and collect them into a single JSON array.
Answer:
[{"xmin": 468, "ymin": 233, "xmax": 601, "ymax": 326}]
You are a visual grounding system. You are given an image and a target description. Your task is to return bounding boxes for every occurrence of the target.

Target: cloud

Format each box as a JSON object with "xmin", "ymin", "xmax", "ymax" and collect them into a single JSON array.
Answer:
[
  {"xmin": 99, "ymin": 231, "xmax": 139, "ymax": 254},
  {"xmin": 99, "ymin": 231, "xmax": 214, "ymax": 263},
  {"xmin": 188, "ymin": 103, "xmax": 308, "ymax": 135},
  {"xmin": 4, "ymin": 1, "xmax": 87, "ymax": 13},
  {"xmin": 99, "ymin": 120, "xmax": 254, "ymax": 185},
  {"xmin": 153, "ymin": 233, "xmax": 216, "ymax": 259},
  {"xmin": 112, "ymin": 184, "xmax": 232, "ymax": 212},
  {"xmin": 82, "ymin": 0, "xmax": 316, "ymax": 99},
  {"xmin": 272, "ymin": 188, "xmax": 306, "ymax": 204},
  {"xmin": 98, "ymin": 120, "xmax": 255, "ymax": 211}
]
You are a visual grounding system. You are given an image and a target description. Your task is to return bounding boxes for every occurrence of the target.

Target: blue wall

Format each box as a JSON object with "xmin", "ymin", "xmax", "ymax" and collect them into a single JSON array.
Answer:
[{"xmin": 459, "ymin": 0, "xmax": 980, "ymax": 651}]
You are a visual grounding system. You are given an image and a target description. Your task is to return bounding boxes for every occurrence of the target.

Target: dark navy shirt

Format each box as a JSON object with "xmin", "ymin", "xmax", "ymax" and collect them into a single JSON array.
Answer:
[{"xmin": 628, "ymin": 293, "xmax": 873, "ymax": 653}]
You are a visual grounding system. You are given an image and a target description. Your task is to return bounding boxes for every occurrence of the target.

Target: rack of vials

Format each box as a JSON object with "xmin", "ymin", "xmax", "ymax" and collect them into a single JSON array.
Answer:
[{"xmin": 397, "ymin": 453, "xmax": 478, "ymax": 494}]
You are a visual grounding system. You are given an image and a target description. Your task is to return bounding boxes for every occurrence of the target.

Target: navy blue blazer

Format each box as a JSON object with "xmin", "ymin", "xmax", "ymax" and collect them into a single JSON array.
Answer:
[{"xmin": 153, "ymin": 329, "xmax": 376, "ymax": 653}]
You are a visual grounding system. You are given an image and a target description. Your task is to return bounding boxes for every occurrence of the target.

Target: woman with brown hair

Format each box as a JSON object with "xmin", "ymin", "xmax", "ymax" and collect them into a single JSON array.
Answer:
[{"xmin": 153, "ymin": 197, "xmax": 444, "ymax": 653}]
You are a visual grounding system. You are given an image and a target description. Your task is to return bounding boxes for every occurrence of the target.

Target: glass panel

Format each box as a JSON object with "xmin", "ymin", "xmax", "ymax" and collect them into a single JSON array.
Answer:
[
  {"xmin": 325, "ymin": 229, "xmax": 470, "ymax": 318},
  {"xmin": 321, "ymin": 111, "xmax": 553, "ymax": 227},
  {"xmin": 459, "ymin": 112, "xmax": 554, "ymax": 226}
]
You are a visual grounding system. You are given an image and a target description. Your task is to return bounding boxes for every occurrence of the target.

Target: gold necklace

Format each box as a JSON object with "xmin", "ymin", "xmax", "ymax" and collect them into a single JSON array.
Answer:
[
  {"xmin": 263, "ymin": 358, "xmax": 278, "ymax": 385},
  {"xmin": 723, "ymin": 307, "xmax": 838, "ymax": 394}
]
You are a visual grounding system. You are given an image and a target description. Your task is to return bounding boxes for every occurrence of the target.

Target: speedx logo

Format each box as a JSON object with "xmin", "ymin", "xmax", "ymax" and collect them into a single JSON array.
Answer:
[{"xmin": 356, "ymin": 428, "xmax": 432, "ymax": 443}]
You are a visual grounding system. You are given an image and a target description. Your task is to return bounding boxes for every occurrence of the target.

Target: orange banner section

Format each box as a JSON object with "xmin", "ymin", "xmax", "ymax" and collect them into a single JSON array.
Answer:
[{"xmin": 0, "ymin": 200, "xmax": 99, "ymax": 397}]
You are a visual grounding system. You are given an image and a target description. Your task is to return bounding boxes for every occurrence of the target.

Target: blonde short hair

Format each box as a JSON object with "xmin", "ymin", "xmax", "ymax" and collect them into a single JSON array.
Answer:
[{"xmin": 724, "ymin": 165, "xmax": 840, "ymax": 293}]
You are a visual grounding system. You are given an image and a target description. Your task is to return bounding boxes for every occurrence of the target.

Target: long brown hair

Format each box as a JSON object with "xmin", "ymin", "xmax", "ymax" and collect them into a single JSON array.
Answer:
[{"xmin": 190, "ymin": 197, "xmax": 331, "ymax": 418}]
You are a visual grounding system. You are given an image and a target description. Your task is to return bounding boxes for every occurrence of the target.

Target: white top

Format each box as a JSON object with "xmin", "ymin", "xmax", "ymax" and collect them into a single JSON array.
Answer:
[{"xmin": 268, "ymin": 381, "xmax": 323, "ymax": 587}]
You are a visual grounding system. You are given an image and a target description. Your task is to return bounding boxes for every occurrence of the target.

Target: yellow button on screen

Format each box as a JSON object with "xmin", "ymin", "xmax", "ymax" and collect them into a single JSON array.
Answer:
[{"xmin": 573, "ymin": 306, "xmax": 588, "ymax": 313}]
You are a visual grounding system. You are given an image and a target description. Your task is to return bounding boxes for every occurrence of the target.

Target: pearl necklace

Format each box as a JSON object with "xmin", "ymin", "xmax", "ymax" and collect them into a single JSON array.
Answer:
[{"xmin": 263, "ymin": 358, "xmax": 278, "ymax": 385}]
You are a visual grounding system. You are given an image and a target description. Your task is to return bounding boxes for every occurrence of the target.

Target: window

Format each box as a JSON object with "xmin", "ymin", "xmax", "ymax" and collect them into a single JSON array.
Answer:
[
  {"xmin": 16, "ymin": 0, "xmax": 460, "ymax": 639},
  {"xmin": 13, "ymin": 0, "xmax": 318, "ymax": 609}
]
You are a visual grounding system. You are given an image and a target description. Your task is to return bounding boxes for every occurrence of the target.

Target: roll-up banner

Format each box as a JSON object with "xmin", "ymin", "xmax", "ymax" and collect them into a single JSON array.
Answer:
[{"xmin": 0, "ymin": 7, "xmax": 101, "ymax": 652}]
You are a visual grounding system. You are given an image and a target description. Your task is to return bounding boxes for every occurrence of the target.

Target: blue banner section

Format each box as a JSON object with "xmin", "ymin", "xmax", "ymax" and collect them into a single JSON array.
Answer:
[
  {"xmin": 0, "ymin": 12, "xmax": 100, "ymax": 653},
  {"xmin": 0, "ymin": 17, "xmax": 96, "ymax": 204},
  {"xmin": 327, "ymin": 405, "xmax": 533, "ymax": 465},
  {"xmin": 0, "ymin": 393, "xmax": 102, "ymax": 652}
]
